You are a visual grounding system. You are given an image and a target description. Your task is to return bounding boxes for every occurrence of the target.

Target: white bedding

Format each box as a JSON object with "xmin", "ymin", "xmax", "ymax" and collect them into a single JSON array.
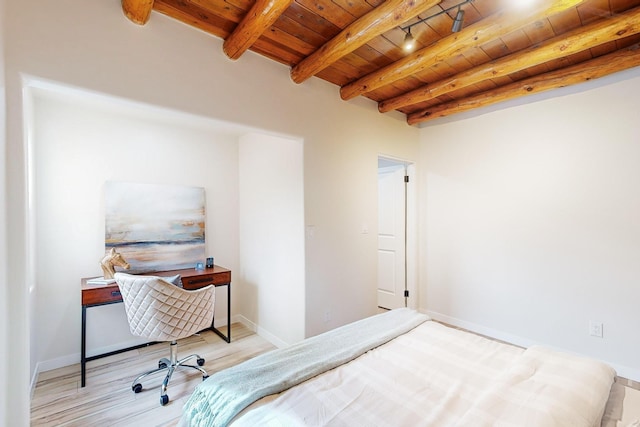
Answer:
[{"xmin": 231, "ymin": 321, "xmax": 615, "ymax": 427}]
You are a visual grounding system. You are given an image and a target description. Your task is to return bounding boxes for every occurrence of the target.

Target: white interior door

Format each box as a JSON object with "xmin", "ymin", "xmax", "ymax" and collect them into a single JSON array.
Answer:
[{"xmin": 377, "ymin": 164, "xmax": 406, "ymax": 309}]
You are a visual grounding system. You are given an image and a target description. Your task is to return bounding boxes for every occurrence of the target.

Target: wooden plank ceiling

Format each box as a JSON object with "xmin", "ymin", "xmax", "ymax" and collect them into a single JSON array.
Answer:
[{"xmin": 122, "ymin": 0, "xmax": 640, "ymax": 126}]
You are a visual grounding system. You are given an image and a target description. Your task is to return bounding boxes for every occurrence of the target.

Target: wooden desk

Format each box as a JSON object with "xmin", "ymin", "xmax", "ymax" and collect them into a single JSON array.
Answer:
[{"xmin": 80, "ymin": 265, "xmax": 231, "ymax": 387}]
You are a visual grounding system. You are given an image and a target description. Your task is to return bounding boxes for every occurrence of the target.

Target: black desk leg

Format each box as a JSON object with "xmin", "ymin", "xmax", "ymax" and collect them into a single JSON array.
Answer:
[
  {"xmin": 227, "ymin": 283, "xmax": 231, "ymax": 341},
  {"xmin": 211, "ymin": 283, "xmax": 231, "ymax": 343},
  {"xmin": 81, "ymin": 305, "xmax": 87, "ymax": 387}
]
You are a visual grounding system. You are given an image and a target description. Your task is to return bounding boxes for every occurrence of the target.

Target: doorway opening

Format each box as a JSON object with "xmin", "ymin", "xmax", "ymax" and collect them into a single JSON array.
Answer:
[{"xmin": 377, "ymin": 156, "xmax": 415, "ymax": 310}]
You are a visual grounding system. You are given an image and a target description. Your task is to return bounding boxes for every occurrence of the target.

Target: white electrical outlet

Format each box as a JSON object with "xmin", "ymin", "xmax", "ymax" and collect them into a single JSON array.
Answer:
[{"xmin": 589, "ymin": 321, "xmax": 603, "ymax": 338}]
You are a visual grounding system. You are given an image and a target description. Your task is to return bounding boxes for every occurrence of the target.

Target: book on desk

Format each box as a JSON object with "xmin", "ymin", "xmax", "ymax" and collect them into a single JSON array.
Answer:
[{"xmin": 85, "ymin": 276, "xmax": 117, "ymax": 286}]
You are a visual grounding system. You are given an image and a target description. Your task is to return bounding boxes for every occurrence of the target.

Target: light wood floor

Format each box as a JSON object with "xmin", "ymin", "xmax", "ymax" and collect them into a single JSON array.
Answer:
[{"xmin": 31, "ymin": 323, "xmax": 275, "ymax": 426}]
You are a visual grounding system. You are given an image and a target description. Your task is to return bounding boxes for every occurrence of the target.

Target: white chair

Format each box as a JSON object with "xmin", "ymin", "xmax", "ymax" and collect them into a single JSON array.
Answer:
[{"xmin": 114, "ymin": 272, "xmax": 215, "ymax": 406}]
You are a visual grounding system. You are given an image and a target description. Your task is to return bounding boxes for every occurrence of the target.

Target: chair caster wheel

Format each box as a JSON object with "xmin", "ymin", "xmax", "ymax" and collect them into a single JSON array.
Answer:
[
  {"xmin": 159, "ymin": 361, "xmax": 168, "ymax": 369},
  {"xmin": 197, "ymin": 358, "xmax": 205, "ymax": 366},
  {"xmin": 160, "ymin": 394, "xmax": 169, "ymax": 406},
  {"xmin": 203, "ymin": 375, "xmax": 209, "ymax": 381},
  {"xmin": 132, "ymin": 383, "xmax": 143, "ymax": 393}
]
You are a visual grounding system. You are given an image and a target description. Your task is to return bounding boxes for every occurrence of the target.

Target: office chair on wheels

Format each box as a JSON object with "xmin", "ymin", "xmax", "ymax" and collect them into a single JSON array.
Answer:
[{"xmin": 114, "ymin": 272, "xmax": 215, "ymax": 406}]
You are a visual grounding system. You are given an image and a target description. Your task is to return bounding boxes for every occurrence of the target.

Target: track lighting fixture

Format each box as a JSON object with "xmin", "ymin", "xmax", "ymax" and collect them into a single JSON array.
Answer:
[
  {"xmin": 401, "ymin": 0, "xmax": 473, "ymax": 52},
  {"xmin": 451, "ymin": 7, "xmax": 465, "ymax": 32},
  {"xmin": 403, "ymin": 28, "xmax": 415, "ymax": 52}
]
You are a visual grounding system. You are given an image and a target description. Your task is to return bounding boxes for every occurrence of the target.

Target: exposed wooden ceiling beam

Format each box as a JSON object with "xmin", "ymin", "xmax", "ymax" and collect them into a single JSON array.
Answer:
[
  {"xmin": 122, "ymin": 0, "xmax": 155, "ymax": 25},
  {"xmin": 340, "ymin": 0, "xmax": 586, "ymax": 101},
  {"xmin": 380, "ymin": 6, "xmax": 640, "ymax": 113},
  {"xmin": 290, "ymin": 0, "xmax": 443, "ymax": 84},
  {"xmin": 406, "ymin": 44, "xmax": 640, "ymax": 126},
  {"xmin": 223, "ymin": 0, "xmax": 294, "ymax": 60}
]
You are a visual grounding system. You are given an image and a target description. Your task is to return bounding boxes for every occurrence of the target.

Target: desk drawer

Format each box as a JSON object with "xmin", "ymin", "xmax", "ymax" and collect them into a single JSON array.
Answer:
[
  {"xmin": 82, "ymin": 286, "xmax": 123, "ymax": 305},
  {"xmin": 182, "ymin": 271, "xmax": 231, "ymax": 289}
]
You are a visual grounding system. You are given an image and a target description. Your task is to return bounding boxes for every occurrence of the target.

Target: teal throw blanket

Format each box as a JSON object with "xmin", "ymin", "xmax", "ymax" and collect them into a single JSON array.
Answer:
[{"xmin": 180, "ymin": 308, "xmax": 428, "ymax": 427}]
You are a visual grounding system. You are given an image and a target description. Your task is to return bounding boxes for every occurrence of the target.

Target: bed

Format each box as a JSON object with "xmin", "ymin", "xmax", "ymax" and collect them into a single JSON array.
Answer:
[{"xmin": 179, "ymin": 308, "xmax": 616, "ymax": 427}]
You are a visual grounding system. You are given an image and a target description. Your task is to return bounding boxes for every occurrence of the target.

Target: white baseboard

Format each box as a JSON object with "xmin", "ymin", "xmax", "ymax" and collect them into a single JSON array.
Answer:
[
  {"xmin": 30, "ymin": 366, "xmax": 39, "ymax": 400},
  {"xmin": 235, "ymin": 314, "xmax": 257, "ymax": 333},
  {"xmin": 236, "ymin": 314, "xmax": 288, "ymax": 348},
  {"xmin": 425, "ymin": 310, "xmax": 640, "ymax": 383},
  {"xmin": 425, "ymin": 310, "xmax": 538, "ymax": 348}
]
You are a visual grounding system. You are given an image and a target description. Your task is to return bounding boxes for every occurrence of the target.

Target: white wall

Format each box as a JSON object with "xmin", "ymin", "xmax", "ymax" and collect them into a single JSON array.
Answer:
[
  {"xmin": 419, "ymin": 70, "xmax": 640, "ymax": 381},
  {"xmin": 4, "ymin": 0, "xmax": 31, "ymax": 424},
  {"xmin": 239, "ymin": 133, "xmax": 305, "ymax": 346},
  {"xmin": 0, "ymin": 0, "xmax": 9, "ymax": 424},
  {"xmin": 4, "ymin": 0, "xmax": 418, "ymax": 423}
]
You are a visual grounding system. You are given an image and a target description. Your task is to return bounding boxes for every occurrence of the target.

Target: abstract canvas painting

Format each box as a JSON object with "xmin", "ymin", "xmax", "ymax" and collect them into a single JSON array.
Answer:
[{"xmin": 105, "ymin": 181, "xmax": 205, "ymax": 273}]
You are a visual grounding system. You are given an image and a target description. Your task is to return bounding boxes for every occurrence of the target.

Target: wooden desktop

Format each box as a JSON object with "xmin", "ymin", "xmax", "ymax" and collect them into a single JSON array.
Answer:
[{"xmin": 80, "ymin": 265, "xmax": 231, "ymax": 387}]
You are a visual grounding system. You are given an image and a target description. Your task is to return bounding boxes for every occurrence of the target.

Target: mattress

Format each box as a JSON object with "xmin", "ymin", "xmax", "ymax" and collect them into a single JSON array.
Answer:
[{"xmin": 181, "ymin": 310, "xmax": 616, "ymax": 427}]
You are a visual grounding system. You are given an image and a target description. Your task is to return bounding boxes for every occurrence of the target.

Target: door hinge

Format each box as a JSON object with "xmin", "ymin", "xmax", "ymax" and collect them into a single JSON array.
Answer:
[
  {"xmin": 404, "ymin": 290, "xmax": 409, "ymax": 298},
  {"xmin": 404, "ymin": 175, "xmax": 409, "ymax": 183}
]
